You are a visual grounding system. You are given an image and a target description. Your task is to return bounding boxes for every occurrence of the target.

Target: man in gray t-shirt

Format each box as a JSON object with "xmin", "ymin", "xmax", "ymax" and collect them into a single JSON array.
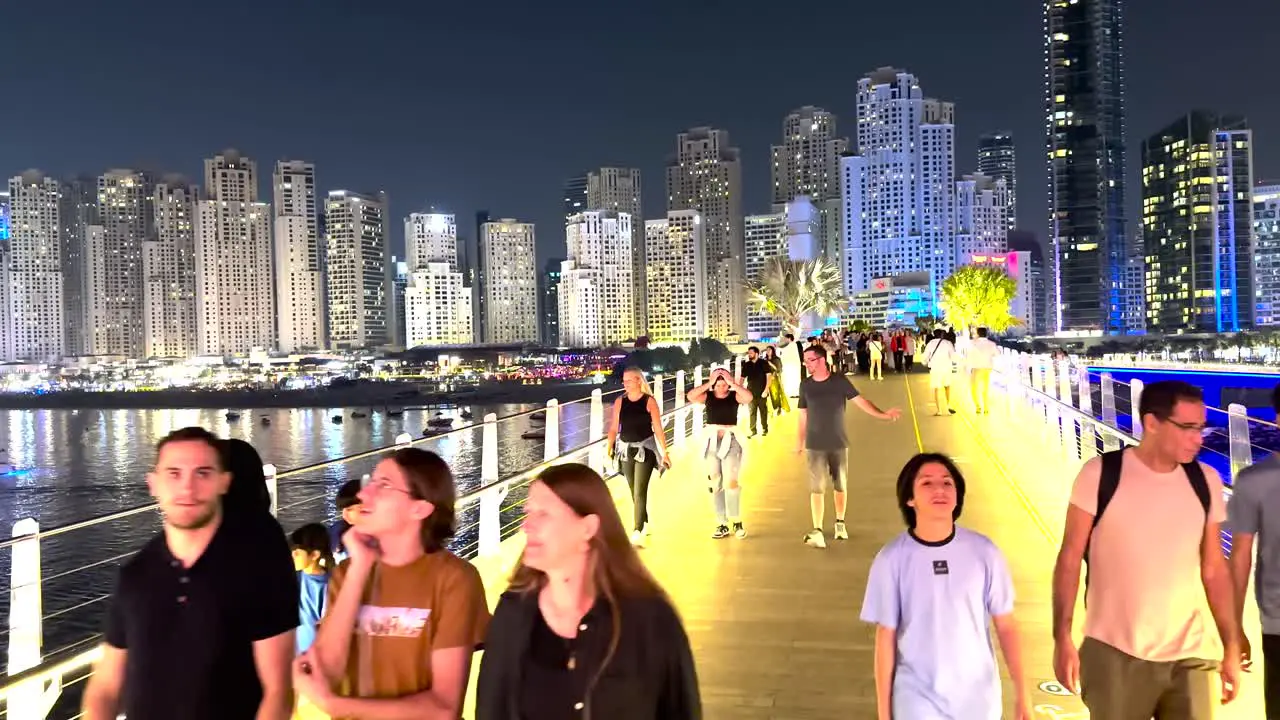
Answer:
[
  {"xmin": 797, "ymin": 344, "xmax": 901, "ymax": 548},
  {"xmin": 1227, "ymin": 401, "xmax": 1280, "ymax": 715}
]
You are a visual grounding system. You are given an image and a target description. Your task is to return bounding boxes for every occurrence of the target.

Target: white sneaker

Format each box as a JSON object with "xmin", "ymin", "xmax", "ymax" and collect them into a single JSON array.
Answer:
[
  {"xmin": 804, "ymin": 529, "xmax": 827, "ymax": 549},
  {"xmin": 834, "ymin": 521, "xmax": 849, "ymax": 540},
  {"xmin": 630, "ymin": 530, "xmax": 645, "ymax": 547}
]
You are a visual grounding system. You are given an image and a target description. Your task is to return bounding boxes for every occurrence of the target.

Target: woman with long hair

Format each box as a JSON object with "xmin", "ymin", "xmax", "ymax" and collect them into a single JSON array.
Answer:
[
  {"xmin": 868, "ymin": 332, "xmax": 885, "ymax": 381},
  {"xmin": 762, "ymin": 346, "xmax": 789, "ymax": 414},
  {"xmin": 476, "ymin": 463, "xmax": 700, "ymax": 720},
  {"xmin": 291, "ymin": 448, "xmax": 490, "ymax": 719},
  {"xmin": 606, "ymin": 367, "xmax": 671, "ymax": 547},
  {"xmin": 687, "ymin": 367, "xmax": 752, "ymax": 539}
]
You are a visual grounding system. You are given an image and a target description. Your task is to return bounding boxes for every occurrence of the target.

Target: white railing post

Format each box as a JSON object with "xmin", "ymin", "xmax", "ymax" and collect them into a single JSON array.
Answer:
[
  {"xmin": 1042, "ymin": 360, "xmax": 1060, "ymax": 449},
  {"xmin": 1100, "ymin": 373, "xmax": 1119, "ymax": 451},
  {"xmin": 1227, "ymin": 403, "xmax": 1253, "ymax": 480},
  {"xmin": 1077, "ymin": 370, "xmax": 1096, "ymax": 460},
  {"xmin": 734, "ymin": 355, "xmax": 743, "ymax": 381},
  {"xmin": 654, "ymin": 374, "xmax": 665, "ymax": 414},
  {"xmin": 544, "ymin": 399, "xmax": 560, "ymax": 462},
  {"xmin": 674, "ymin": 370, "xmax": 687, "ymax": 447},
  {"xmin": 588, "ymin": 389, "xmax": 604, "ymax": 474},
  {"xmin": 1057, "ymin": 360, "xmax": 1077, "ymax": 458},
  {"xmin": 395, "ymin": 432, "xmax": 413, "ymax": 446},
  {"xmin": 478, "ymin": 413, "xmax": 501, "ymax": 557},
  {"xmin": 7, "ymin": 519, "xmax": 44, "ymax": 720},
  {"xmin": 1130, "ymin": 378, "xmax": 1145, "ymax": 440},
  {"xmin": 263, "ymin": 464, "xmax": 278, "ymax": 517},
  {"xmin": 692, "ymin": 366, "xmax": 705, "ymax": 440}
]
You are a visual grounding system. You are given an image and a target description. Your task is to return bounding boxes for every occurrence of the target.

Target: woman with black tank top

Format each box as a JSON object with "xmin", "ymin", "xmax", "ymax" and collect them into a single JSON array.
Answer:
[
  {"xmin": 687, "ymin": 367, "xmax": 752, "ymax": 539},
  {"xmin": 606, "ymin": 367, "xmax": 671, "ymax": 547}
]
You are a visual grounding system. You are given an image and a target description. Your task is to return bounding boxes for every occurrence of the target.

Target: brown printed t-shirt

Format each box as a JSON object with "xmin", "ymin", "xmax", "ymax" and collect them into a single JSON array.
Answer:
[{"xmin": 326, "ymin": 550, "xmax": 490, "ymax": 709}]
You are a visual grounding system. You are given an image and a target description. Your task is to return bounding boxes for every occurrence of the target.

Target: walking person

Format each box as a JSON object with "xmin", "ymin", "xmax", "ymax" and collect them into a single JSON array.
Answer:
[
  {"xmin": 292, "ymin": 448, "xmax": 491, "ymax": 719},
  {"xmin": 922, "ymin": 329, "xmax": 957, "ymax": 415},
  {"xmin": 868, "ymin": 332, "xmax": 885, "ymax": 381},
  {"xmin": 797, "ymin": 346, "xmax": 902, "ymax": 548},
  {"xmin": 1226, "ymin": 382, "xmax": 1280, "ymax": 717},
  {"xmin": 1052, "ymin": 380, "xmax": 1241, "ymax": 718},
  {"xmin": 82, "ymin": 427, "xmax": 297, "ymax": 720},
  {"xmin": 763, "ymin": 345, "xmax": 790, "ymax": 414},
  {"xmin": 904, "ymin": 331, "xmax": 917, "ymax": 372},
  {"xmin": 779, "ymin": 333, "xmax": 803, "ymax": 399},
  {"xmin": 689, "ymin": 367, "xmax": 752, "ymax": 539},
  {"xmin": 476, "ymin": 463, "xmax": 700, "ymax": 719},
  {"xmin": 606, "ymin": 367, "xmax": 672, "ymax": 547},
  {"xmin": 861, "ymin": 453, "xmax": 1032, "ymax": 719},
  {"xmin": 891, "ymin": 331, "xmax": 906, "ymax": 373},
  {"xmin": 740, "ymin": 346, "xmax": 772, "ymax": 437},
  {"xmin": 966, "ymin": 327, "xmax": 1000, "ymax": 414}
]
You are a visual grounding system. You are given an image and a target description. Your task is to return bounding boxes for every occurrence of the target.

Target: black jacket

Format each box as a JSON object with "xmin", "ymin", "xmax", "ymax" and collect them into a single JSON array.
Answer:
[{"xmin": 475, "ymin": 590, "xmax": 701, "ymax": 720}]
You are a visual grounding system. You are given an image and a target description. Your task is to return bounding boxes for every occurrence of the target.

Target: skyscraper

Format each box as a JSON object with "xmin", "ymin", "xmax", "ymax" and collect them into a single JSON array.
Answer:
[
  {"xmin": 404, "ymin": 263, "xmax": 473, "ymax": 347},
  {"xmin": 540, "ymin": 258, "xmax": 563, "ymax": 345},
  {"xmin": 87, "ymin": 170, "xmax": 151, "ymax": 357},
  {"xmin": 744, "ymin": 212, "xmax": 787, "ymax": 339},
  {"xmin": 1255, "ymin": 184, "xmax": 1280, "ymax": 327},
  {"xmin": 563, "ymin": 175, "xmax": 589, "ymax": 222},
  {"xmin": 406, "ymin": 212, "xmax": 458, "ymax": 272},
  {"xmin": 1141, "ymin": 112, "xmax": 1254, "ymax": 333},
  {"xmin": 645, "ymin": 211, "xmax": 706, "ymax": 343},
  {"xmin": 666, "ymin": 128, "xmax": 743, "ymax": 341},
  {"xmin": 194, "ymin": 150, "xmax": 274, "ymax": 355},
  {"xmin": 841, "ymin": 68, "xmax": 956, "ymax": 308},
  {"xmin": 273, "ymin": 161, "xmax": 324, "ymax": 352},
  {"xmin": 8, "ymin": 171, "xmax": 64, "ymax": 361},
  {"xmin": 59, "ymin": 177, "xmax": 97, "ymax": 356},
  {"xmin": 1046, "ymin": 0, "xmax": 1128, "ymax": 333},
  {"xmin": 977, "ymin": 132, "xmax": 1017, "ymax": 232},
  {"xmin": 325, "ymin": 190, "xmax": 390, "ymax": 349},
  {"xmin": 954, "ymin": 173, "xmax": 1010, "ymax": 264},
  {"xmin": 586, "ymin": 168, "xmax": 645, "ymax": 335},
  {"xmin": 559, "ymin": 211, "xmax": 635, "ymax": 347},
  {"xmin": 771, "ymin": 106, "xmax": 848, "ymax": 265},
  {"xmin": 144, "ymin": 180, "xmax": 199, "ymax": 358},
  {"xmin": 479, "ymin": 219, "xmax": 538, "ymax": 343}
]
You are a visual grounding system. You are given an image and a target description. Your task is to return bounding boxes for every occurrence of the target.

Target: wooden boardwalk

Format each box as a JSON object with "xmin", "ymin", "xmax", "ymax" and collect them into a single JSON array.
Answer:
[{"xmin": 463, "ymin": 370, "xmax": 1265, "ymax": 719}]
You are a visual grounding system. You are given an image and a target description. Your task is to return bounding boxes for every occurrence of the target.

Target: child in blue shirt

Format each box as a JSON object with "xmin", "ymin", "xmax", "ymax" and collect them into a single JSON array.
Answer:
[
  {"xmin": 859, "ymin": 453, "xmax": 1031, "ymax": 720},
  {"xmin": 290, "ymin": 523, "xmax": 334, "ymax": 655}
]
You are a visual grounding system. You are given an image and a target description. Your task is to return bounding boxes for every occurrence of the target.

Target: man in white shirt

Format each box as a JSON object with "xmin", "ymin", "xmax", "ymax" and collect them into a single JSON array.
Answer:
[
  {"xmin": 965, "ymin": 327, "xmax": 1000, "ymax": 414},
  {"xmin": 922, "ymin": 329, "xmax": 957, "ymax": 416}
]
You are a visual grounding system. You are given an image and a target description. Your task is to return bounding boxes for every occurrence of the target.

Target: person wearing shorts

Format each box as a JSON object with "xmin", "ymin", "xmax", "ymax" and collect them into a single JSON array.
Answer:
[{"xmin": 797, "ymin": 345, "xmax": 901, "ymax": 549}]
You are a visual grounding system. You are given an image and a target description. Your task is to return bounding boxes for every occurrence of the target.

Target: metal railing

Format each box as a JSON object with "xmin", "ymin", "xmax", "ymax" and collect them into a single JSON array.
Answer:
[{"xmin": 0, "ymin": 359, "xmax": 740, "ymax": 720}]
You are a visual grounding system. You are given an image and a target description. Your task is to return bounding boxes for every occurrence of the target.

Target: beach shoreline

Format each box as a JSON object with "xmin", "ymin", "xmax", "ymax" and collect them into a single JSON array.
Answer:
[{"xmin": 0, "ymin": 380, "xmax": 611, "ymax": 410}]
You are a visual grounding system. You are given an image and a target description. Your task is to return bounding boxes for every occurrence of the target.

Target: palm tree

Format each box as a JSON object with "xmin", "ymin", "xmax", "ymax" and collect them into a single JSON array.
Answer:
[{"xmin": 745, "ymin": 256, "xmax": 847, "ymax": 337}]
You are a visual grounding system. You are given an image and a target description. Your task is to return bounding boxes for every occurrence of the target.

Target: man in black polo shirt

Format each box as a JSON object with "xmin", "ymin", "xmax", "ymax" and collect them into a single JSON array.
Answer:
[
  {"xmin": 741, "ymin": 346, "xmax": 772, "ymax": 437},
  {"xmin": 82, "ymin": 427, "xmax": 297, "ymax": 720}
]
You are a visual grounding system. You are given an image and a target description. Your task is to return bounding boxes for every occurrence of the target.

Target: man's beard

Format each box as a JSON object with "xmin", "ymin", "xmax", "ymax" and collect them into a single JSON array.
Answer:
[{"xmin": 164, "ymin": 503, "xmax": 220, "ymax": 530}]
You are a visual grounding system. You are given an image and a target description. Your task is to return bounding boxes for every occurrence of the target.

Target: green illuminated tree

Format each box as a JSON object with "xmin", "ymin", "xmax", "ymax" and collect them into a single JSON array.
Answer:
[
  {"xmin": 938, "ymin": 264, "xmax": 1020, "ymax": 334},
  {"xmin": 745, "ymin": 257, "xmax": 847, "ymax": 337}
]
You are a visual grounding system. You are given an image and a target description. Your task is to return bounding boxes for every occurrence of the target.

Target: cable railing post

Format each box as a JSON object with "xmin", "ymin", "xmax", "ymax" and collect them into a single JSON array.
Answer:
[
  {"xmin": 654, "ymin": 374, "xmax": 665, "ymax": 414},
  {"xmin": 7, "ymin": 519, "xmax": 44, "ymax": 720},
  {"xmin": 734, "ymin": 355, "xmax": 743, "ymax": 381},
  {"xmin": 1101, "ymin": 373, "xmax": 1119, "ymax": 451},
  {"xmin": 1077, "ymin": 369, "xmax": 1096, "ymax": 460},
  {"xmin": 1057, "ymin": 360, "xmax": 1078, "ymax": 459},
  {"xmin": 1227, "ymin": 403, "xmax": 1253, "ymax": 481},
  {"xmin": 478, "ymin": 413, "xmax": 502, "ymax": 558},
  {"xmin": 692, "ymin": 365, "xmax": 705, "ymax": 440},
  {"xmin": 674, "ymin": 370, "xmax": 687, "ymax": 448},
  {"xmin": 1129, "ymin": 379, "xmax": 1145, "ymax": 440},
  {"xmin": 588, "ymin": 389, "xmax": 604, "ymax": 474},
  {"xmin": 543, "ymin": 399, "xmax": 560, "ymax": 462},
  {"xmin": 1042, "ymin": 359, "xmax": 1060, "ymax": 450},
  {"xmin": 395, "ymin": 432, "xmax": 413, "ymax": 447},
  {"xmin": 263, "ymin": 464, "xmax": 279, "ymax": 517}
]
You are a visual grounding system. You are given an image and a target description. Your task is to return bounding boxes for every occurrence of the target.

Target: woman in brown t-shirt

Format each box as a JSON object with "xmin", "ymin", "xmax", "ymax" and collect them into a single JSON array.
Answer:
[
  {"xmin": 292, "ymin": 448, "xmax": 491, "ymax": 719},
  {"xmin": 475, "ymin": 463, "xmax": 700, "ymax": 719}
]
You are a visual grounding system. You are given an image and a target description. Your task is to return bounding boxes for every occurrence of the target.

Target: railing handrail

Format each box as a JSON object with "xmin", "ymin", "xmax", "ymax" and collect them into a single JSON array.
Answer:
[
  {"xmin": 0, "ymin": 384, "xmax": 626, "ymax": 552},
  {"xmin": 0, "ymin": 365, "xmax": 715, "ymax": 703}
]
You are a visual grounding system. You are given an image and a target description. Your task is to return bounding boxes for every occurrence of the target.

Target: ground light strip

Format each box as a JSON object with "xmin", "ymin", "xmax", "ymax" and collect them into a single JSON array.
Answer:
[{"xmin": 901, "ymin": 374, "xmax": 926, "ymax": 453}]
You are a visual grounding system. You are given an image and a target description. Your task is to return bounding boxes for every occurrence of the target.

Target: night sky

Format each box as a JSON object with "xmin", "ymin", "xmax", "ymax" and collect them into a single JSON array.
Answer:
[{"xmin": 4, "ymin": 0, "xmax": 1276, "ymax": 265}]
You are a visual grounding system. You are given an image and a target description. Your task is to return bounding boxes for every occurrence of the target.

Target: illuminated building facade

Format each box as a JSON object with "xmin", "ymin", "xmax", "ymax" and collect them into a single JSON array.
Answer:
[
  {"xmin": 273, "ymin": 161, "xmax": 324, "ymax": 352},
  {"xmin": 559, "ymin": 211, "xmax": 634, "ymax": 347},
  {"xmin": 479, "ymin": 219, "xmax": 538, "ymax": 343},
  {"xmin": 406, "ymin": 212, "xmax": 457, "ymax": 272},
  {"xmin": 325, "ymin": 190, "xmax": 390, "ymax": 349},
  {"xmin": 405, "ymin": 262, "xmax": 473, "ymax": 347},
  {"xmin": 744, "ymin": 212, "xmax": 787, "ymax": 340},
  {"xmin": 771, "ymin": 107, "xmax": 848, "ymax": 266},
  {"xmin": 8, "ymin": 171, "xmax": 65, "ymax": 361},
  {"xmin": 645, "ymin": 211, "xmax": 706, "ymax": 343},
  {"xmin": 1141, "ymin": 112, "xmax": 1253, "ymax": 333},
  {"xmin": 144, "ymin": 181, "xmax": 199, "ymax": 358},
  {"xmin": 955, "ymin": 173, "xmax": 1010, "ymax": 264},
  {"xmin": 586, "ymin": 168, "xmax": 645, "ymax": 335},
  {"xmin": 977, "ymin": 132, "xmax": 1017, "ymax": 232},
  {"xmin": 87, "ymin": 170, "xmax": 151, "ymax": 358},
  {"xmin": 1256, "ymin": 185, "xmax": 1280, "ymax": 327},
  {"xmin": 1045, "ymin": 0, "xmax": 1129, "ymax": 333}
]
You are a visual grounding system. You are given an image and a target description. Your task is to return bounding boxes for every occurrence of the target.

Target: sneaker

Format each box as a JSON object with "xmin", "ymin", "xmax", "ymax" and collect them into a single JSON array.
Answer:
[
  {"xmin": 804, "ymin": 529, "xmax": 827, "ymax": 549},
  {"xmin": 733, "ymin": 522, "xmax": 747, "ymax": 539},
  {"xmin": 712, "ymin": 524, "xmax": 730, "ymax": 539},
  {"xmin": 630, "ymin": 530, "xmax": 645, "ymax": 547},
  {"xmin": 834, "ymin": 521, "xmax": 849, "ymax": 540}
]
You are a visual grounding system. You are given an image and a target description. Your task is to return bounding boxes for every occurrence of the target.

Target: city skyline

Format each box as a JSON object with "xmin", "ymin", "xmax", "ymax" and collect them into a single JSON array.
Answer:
[{"xmin": 3, "ymin": 0, "xmax": 1276, "ymax": 270}]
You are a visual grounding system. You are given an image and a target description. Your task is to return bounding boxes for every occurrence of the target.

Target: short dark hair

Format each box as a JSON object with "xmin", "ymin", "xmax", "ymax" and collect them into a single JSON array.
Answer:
[
  {"xmin": 155, "ymin": 427, "xmax": 225, "ymax": 470},
  {"xmin": 896, "ymin": 453, "xmax": 966, "ymax": 529},
  {"xmin": 803, "ymin": 345, "xmax": 827, "ymax": 361},
  {"xmin": 336, "ymin": 478, "xmax": 362, "ymax": 511},
  {"xmin": 389, "ymin": 448, "xmax": 457, "ymax": 552},
  {"xmin": 977, "ymin": 327, "xmax": 989, "ymax": 338},
  {"xmin": 784, "ymin": 333, "xmax": 795, "ymax": 341},
  {"xmin": 1138, "ymin": 380, "xmax": 1204, "ymax": 423},
  {"xmin": 748, "ymin": 345, "xmax": 759, "ymax": 354},
  {"xmin": 932, "ymin": 328, "xmax": 945, "ymax": 339}
]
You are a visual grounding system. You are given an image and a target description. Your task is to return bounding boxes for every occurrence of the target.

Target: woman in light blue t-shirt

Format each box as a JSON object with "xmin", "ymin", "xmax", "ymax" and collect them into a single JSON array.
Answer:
[
  {"xmin": 859, "ymin": 453, "xmax": 1031, "ymax": 720},
  {"xmin": 290, "ymin": 523, "xmax": 334, "ymax": 655}
]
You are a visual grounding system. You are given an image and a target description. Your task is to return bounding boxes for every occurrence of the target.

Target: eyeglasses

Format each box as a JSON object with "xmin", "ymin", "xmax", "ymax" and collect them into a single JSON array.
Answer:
[
  {"xmin": 1163, "ymin": 418, "xmax": 1207, "ymax": 433},
  {"xmin": 363, "ymin": 477, "xmax": 413, "ymax": 496}
]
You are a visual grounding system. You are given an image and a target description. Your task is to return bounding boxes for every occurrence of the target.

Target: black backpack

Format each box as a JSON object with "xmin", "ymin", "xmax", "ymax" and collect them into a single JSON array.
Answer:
[{"xmin": 1083, "ymin": 448, "xmax": 1211, "ymax": 598}]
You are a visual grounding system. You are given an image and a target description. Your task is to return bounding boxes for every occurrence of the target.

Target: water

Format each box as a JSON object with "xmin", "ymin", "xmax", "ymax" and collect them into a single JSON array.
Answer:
[{"xmin": 0, "ymin": 400, "xmax": 600, "ymax": 672}]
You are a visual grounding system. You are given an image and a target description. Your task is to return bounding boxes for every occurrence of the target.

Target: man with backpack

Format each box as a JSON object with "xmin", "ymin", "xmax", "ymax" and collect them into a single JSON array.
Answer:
[{"xmin": 1051, "ymin": 380, "xmax": 1241, "ymax": 718}]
